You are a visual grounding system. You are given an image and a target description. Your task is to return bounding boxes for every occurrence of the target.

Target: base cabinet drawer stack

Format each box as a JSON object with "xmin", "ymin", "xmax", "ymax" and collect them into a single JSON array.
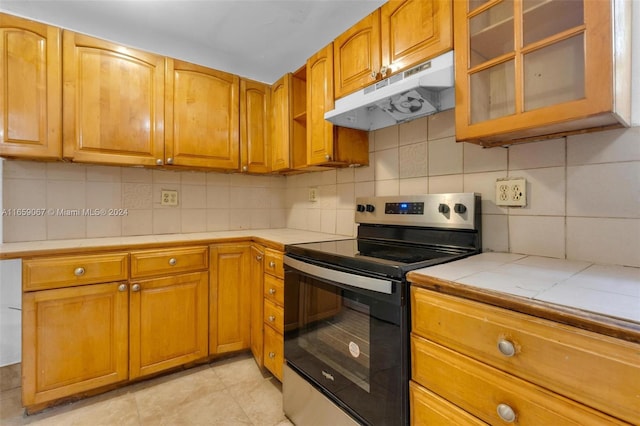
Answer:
[
  {"xmin": 262, "ymin": 248, "xmax": 285, "ymax": 380},
  {"xmin": 410, "ymin": 287, "xmax": 639, "ymax": 425}
]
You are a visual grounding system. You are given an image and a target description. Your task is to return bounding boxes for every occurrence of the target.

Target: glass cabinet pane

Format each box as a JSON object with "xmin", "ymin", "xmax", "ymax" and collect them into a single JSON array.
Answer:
[
  {"xmin": 470, "ymin": 60, "xmax": 515, "ymax": 123},
  {"xmin": 469, "ymin": 1, "xmax": 514, "ymax": 67},
  {"xmin": 523, "ymin": 34, "xmax": 585, "ymax": 111},
  {"xmin": 523, "ymin": 0, "xmax": 584, "ymax": 46},
  {"xmin": 469, "ymin": 0, "xmax": 491, "ymax": 13}
]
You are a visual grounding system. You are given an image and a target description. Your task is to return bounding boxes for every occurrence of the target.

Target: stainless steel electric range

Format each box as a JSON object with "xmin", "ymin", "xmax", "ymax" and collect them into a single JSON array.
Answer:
[{"xmin": 282, "ymin": 193, "xmax": 482, "ymax": 426}]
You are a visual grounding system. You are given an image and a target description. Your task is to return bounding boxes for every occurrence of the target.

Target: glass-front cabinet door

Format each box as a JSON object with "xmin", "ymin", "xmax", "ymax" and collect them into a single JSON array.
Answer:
[{"xmin": 454, "ymin": 0, "xmax": 627, "ymax": 146}]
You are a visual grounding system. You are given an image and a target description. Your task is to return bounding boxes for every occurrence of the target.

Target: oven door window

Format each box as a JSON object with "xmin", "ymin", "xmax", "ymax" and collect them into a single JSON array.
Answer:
[{"xmin": 284, "ymin": 267, "xmax": 405, "ymax": 425}]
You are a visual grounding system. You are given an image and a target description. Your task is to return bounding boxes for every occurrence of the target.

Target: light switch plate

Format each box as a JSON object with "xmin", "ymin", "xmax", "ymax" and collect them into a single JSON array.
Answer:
[{"xmin": 308, "ymin": 188, "xmax": 318, "ymax": 202}]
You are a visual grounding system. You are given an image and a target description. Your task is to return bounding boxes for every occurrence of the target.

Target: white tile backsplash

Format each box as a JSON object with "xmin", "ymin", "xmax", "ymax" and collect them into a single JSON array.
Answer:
[{"xmin": 2, "ymin": 111, "xmax": 639, "ymax": 268}]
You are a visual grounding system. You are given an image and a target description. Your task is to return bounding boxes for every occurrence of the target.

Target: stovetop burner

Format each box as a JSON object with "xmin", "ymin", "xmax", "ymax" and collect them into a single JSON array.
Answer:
[{"xmin": 285, "ymin": 193, "xmax": 482, "ymax": 280}]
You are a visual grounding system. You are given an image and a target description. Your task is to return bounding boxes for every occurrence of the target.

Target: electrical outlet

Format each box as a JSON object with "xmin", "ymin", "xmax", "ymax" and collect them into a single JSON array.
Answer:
[
  {"xmin": 308, "ymin": 188, "xmax": 318, "ymax": 202},
  {"xmin": 161, "ymin": 189, "xmax": 179, "ymax": 206},
  {"xmin": 495, "ymin": 178, "xmax": 527, "ymax": 207}
]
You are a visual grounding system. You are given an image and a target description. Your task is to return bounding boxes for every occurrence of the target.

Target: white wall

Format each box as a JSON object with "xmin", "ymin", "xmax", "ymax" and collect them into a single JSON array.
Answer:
[{"xmin": 632, "ymin": 0, "xmax": 640, "ymax": 125}]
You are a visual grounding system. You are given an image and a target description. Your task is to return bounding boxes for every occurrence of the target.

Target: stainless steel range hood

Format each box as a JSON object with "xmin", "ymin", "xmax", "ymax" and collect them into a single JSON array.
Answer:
[{"xmin": 325, "ymin": 51, "xmax": 455, "ymax": 131}]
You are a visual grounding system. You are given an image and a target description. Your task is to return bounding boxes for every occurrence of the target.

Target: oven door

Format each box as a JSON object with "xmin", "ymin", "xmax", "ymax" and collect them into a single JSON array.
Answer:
[{"xmin": 284, "ymin": 255, "xmax": 408, "ymax": 426}]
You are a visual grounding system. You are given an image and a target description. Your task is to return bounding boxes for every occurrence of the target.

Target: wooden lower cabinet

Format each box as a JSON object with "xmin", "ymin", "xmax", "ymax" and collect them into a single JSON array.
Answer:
[
  {"xmin": 209, "ymin": 243, "xmax": 251, "ymax": 354},
  {"xmin": 410, "ymin": 287, "xmax": 638, "ymax": 425},
  {"xmin": 129, "ymin": 271, "xmax": 209, "ymax": 379},
  {"xmin": 22, "ymin": 282, "xmax": 129, "ymax": 408}
]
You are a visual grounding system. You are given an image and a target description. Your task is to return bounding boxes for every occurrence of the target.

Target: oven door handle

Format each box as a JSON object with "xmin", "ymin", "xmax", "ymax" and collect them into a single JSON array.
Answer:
[{"xmin": 284, "ymin": 255, "xmax": 393, "ymax": 294}]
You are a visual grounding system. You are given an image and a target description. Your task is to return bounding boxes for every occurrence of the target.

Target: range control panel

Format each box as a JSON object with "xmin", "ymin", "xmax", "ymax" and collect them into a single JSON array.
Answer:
[
  {"xmin": 355, "ymin": 193, "xmax": 480, "ymax": 230},
  {"xmin": 384, "ymin": 202, "xmax": 424, "ymax": 215}
]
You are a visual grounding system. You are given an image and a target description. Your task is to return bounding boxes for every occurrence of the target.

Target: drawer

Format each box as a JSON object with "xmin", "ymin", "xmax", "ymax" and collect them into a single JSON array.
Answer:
[
  {"xmin": 130, "ymin": 246, "xmax": 208, "ymax": 278},
  {"xmin": 264, "ymin": 273, "xmax": 284, "ymax": 306},
  {"xmin": 264, "ymin": 248, "xmax": 283, "ymax": 279},
  {"xmin": 410, "ymin": 381, "xmax": 488, "ymax": 426},
  {"xmin": 411, "ymin": 335, "xmax": 624, "ymax": 425},
  {"xmin": 263, "ymin": 325, "xmax": 283, "ymax": 381},
  {"xmin": 411, "ymin": 288, "xmax": 640, "ymax": 424},
  {"xmin": 23, "ymin": 252, "xmax": 129, "ymax": 291},
  {"xmin": 263, "ymin": 298, "xmax": 284, "ymax": 334}
]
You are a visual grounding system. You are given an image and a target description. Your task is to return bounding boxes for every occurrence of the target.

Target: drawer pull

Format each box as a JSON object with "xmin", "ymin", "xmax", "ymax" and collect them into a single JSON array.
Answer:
[
  {"xmin": 256, "ymin": 255, "xmax": 263, "ymax": 261},
  {"xmin": 496, "ymin": 403, "xmax": 516, "ymax": 423},
  {"xmin": 497, "ymin": 339, "xmax": 516, "ymax": 357},
  {"xmin": 268, "ymin": 315, "xmax": 276, "ymax": 322},
  {"xmin": 74, "ymin": 267, "xmax": 85, "ymax": 277},
  {"xmin": 268, "ymin": 288, "xmax": 276, "ymax": 295},
  {"xmin": 269, "ymin": 261, "xmax": 276, "ymax": 268},
  {"xmin": 118, "ymin": 284, "xmax": 127, "ymax": 292},
  {"xmin": 168, "ymin": 258, "xmax": 177, "ymax": 266},
  {"xmin": 269, "ymin": 352, "xmax": 276, "ymax": 359},
  {"xmin": 132, "ymin": 284, "xmax": 141, "ymax": 292}
]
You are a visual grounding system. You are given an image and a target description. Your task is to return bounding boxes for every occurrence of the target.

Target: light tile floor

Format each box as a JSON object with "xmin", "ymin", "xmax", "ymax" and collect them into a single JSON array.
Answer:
[{"xmin": 1, "ymin": 353, "xmax": 293, "ymax": 426}]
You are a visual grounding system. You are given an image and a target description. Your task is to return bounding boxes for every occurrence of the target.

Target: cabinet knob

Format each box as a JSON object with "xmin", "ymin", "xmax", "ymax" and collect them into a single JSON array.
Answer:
[
  {"xmin": 370, "ymin": 70, "xmax": 378, "ymax": 79},
  {"xmin": 380, "ymin": 65, "xmax": 389, "ymax": 77},
  {"xmin": 496, "ymin": 403, "xmax": 516, "ymax": 423},
  {"xmin": 132, "ymin": 284, "xmax": 141, "ymax": 292},
  {"xmin": 74, "ymin": 267, "xmax": 85, "ymax": 277},
  {"xmin": 256, "ymin": 255, "xmax": 263, "ymax": 261},
  {"xmin": 118, "ymin": 284, "xmax": 128, "ymax": 292},
  {"xmin": 242, "ymin": 165, "xmax": 248, "ymax": 172},
  {"xmin": 168, "ymin": 257, "xmax": 177, "ymax": 266},
  {"xmin": 269, "ymin": 261, "xmax": 276, "ymax": 268},
  {"xmin": 324, "ymin": 154, "xmax": 331, "ymax": 161},
  {"xmin": 497, "ymin": 339, "xmax": 516, "ymax": 357},
  {"xmin": 268, "ymin": 352, "xmax": 276, "ymax": 359},
  {"xmin": 166, "ymin": 157, "xmax": 173, "ymax": 165},
  {"xmin": 268, "ymin": 288, "xmax": 276, "ymax": 295},
  {"xmin": 156, "ymin": 159, "xmax": 163, "ymax": 166},
  {"xmin": 268, "ymin": 315, "xmax": 276, "ymax": 322}
]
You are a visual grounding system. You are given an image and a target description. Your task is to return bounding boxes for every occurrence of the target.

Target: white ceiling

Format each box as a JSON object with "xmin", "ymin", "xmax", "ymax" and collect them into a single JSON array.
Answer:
[{"xmin": 0, "ymin": 0, "xmax": 385, "ymax": 83}]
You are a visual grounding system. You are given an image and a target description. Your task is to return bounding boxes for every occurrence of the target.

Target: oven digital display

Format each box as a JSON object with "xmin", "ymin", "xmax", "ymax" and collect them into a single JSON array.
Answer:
[{"xmin": 385, "ymin": 202, "xmax": 424, "ymax": 214}]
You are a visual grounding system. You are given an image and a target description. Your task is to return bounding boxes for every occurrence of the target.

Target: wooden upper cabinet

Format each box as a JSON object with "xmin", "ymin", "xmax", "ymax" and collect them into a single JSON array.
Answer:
[
  {"xmin": 334, "ymin": 0, "xmax": 452, "ymax": 100},
  {"xmin": 166, "ymin": 59, "xmax": 239, "ymax": 169},
  {"xmin": 270, "ymin": 73, "xmax": 292, "ymax": 172},
  {"xmin": 62, "ymin": 31, "xmax": 165, "ymax": 166},
  {"xmin": 380, "ymin": 0, "xmax": 452, "ymax": 75},
  {"xmin": 308, "ymin": 44, "xmax": 369, "ymax": 167},
  {"xmin": 454, "ymin": 0, "xmax": 630, "ymax": 146},
  {"xmin": 334, "ymin": 10, "xmax": 381, "ymax": 99},
  {"xmin": 0, "ymin": 14, "xmax": 61, "ymax": 160},
  {"xmin": 240, "ymin": 79, "xmax": 271, "ymax": 173}
]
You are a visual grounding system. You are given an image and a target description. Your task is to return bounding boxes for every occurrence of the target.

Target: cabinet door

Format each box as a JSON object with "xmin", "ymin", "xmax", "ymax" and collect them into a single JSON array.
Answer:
[
  {"xmin": 166, "ymin": 59, "xmax": 239, "ymax": 169},
  {"xmin": 250, "ymin": 245, "xmax": 265, "ymax": 366},
  {"xmin": 454, "ymin": 0, "xmax": 616, "ymax": 145},
  {"xmin": 270, "ymin": 73, "xmax": 292, "ymax": 172},
  {"xmin": 62, "ymin": 31, "xmax": 165, "ymax": 166},
  {"xmin": 22, "ymin": 282, "xmax": 129, "ymax": 407},
  {"xmin": 240, "ymin": 79, "xmax": 271, "ymax": 173},
  {"xmin": 333, "ymin": 9, "xmax": 381, "ymax": 99},
  {"xmin": 380, "ymin": 0, "xmax": 452, "ymax": 75},
  {"xmin": 0, "ymin": 14, "xmax": 61, "ymax": 159},
  {"xmin": 209, "ymin": 243, "xmax": 251, "ymax": 354},
  {"xmin": 307, "ymin": 44, "xmax": 369, "ymax": 167},
  {"xmin": 129, "ymin": 271, "xmax": 208, "ymax": 379},
  {"xmin": 307, "ymin": 44, "xmax": 335, "ymax": 166}
]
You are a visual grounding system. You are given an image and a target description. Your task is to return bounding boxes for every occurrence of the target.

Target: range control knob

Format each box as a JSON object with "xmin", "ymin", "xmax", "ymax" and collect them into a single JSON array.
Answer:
[
  {"xmin": 438, "ymin": 203, "xmax": 450, "ymax": 214},
  {"xmin": 356, "ymin": 204, "xmax": 366, "ymax": 212},
  {"xmin": 454, "ymin": 203, "xmax": 467, "ymax": 214},
  {"xmin": 365, "ymin": 204, "xmax": 375, "ymax": 212}
]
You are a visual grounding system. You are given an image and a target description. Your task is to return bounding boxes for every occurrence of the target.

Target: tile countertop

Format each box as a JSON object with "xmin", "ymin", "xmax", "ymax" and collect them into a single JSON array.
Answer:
[
  {"xmin": 0, "ymin": 229, "xmax": 351, "ymax": 260},
  {"xmin": 407, "ymin": 253, "xmax": 640, "ymax": 343}
]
